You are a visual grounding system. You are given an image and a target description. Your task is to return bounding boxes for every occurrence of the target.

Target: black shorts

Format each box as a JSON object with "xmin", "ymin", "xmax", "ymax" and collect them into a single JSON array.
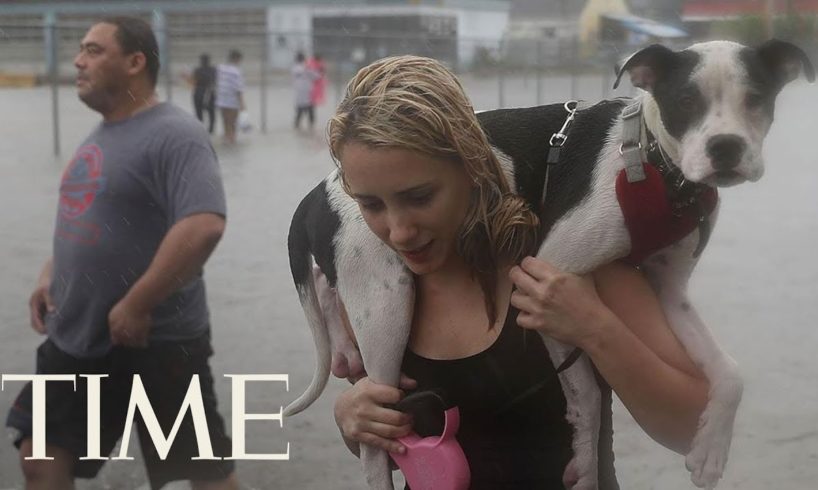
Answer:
[{"xmin": 6, "ymin": 335, "xmax": 235, "ymax": 489}]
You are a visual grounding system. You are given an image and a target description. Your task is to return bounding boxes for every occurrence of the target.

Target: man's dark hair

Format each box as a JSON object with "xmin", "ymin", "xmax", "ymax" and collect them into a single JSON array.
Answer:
[{"xmin": 100, "ymin": 16, "xmax": 160, "ymax": 87}]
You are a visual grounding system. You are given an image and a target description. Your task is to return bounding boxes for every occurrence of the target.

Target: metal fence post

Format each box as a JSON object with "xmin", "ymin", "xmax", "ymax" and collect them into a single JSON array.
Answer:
[
  {"xmin": 497, "ymin": 38, "xmax": 505, "ymax": 109},
  {"xmin": 536, "ymin": 39, "xmax": 543, "ymax": 105},
  {"xmin": 44, "ymin": 11, "xmax": 60, "ymax": 156},
  {"xmin": 260, "ymin": 28, "xmax": 269, "ymax": 133},
  {"xmin": 152, "ymin": 10, "xmax": 171, "ymax": 102},
  {"xmin": 601, "ymin": 62, "xmax": 611, "ymax": 100},
  {"xmin": 570, "ymin": 37, "xmax": 579, "ymax": 101}
]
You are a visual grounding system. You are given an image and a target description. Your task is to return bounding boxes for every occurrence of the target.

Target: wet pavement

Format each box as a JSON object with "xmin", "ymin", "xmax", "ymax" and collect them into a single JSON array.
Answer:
[{"xmin": 0, "ymin": 76, "xmax": 816, "ymax": 489}]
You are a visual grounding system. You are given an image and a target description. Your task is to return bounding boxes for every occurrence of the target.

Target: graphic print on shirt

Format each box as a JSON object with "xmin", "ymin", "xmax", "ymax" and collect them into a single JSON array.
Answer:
[{"xmin": 57, "ymin": 144, "xmax": 106, "ymax": 244}]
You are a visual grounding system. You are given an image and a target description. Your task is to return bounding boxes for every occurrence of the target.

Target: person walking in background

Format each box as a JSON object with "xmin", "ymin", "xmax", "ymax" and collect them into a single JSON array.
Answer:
[
  {"xmin": 192, "ymin": 53, "xmax": 216, "ymax": 133},
  {"xmin": 292, "ymin": 52, "xmax": 319, "ymax": 131},
  {"xmin": 306, "ymin": 53, "xmax": 327, "ymax": 108},
  {"xmin": 5, "ymin": 17, "xmax": 239, "ymax": 490},
  {"xmin": 215, "ymin": 49, "xmax": 245, "ymax": 144}
]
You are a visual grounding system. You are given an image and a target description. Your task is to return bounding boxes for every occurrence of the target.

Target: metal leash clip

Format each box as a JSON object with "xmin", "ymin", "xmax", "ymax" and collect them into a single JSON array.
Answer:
[{"xmin": 547, "ymin": 100, "xmax": 579, "ymax": 164}]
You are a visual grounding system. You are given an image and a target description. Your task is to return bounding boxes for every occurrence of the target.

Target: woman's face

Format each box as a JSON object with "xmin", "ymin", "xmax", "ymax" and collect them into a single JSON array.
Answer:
[{"xmin": 341, "ymin": 141, "xmax": 473, "ymax": 276}]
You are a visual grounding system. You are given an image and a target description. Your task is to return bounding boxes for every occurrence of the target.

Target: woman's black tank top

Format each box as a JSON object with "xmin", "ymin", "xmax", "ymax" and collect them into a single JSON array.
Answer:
[{"xmin": 401, "ymin": 306, "xmax": 619, "ymax": 489}]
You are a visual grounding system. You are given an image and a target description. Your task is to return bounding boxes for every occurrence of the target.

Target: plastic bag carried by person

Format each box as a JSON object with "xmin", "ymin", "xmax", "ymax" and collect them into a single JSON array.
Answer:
[{"xmin": 238, "ymin": 110, "xmax": 253, "ymax": 133}]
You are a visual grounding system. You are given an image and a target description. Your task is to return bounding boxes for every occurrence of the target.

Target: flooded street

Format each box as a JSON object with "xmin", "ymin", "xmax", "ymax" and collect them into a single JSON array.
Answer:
[{"xmin": 1, "ymin": 77, "xmax": 816, "ymax": 489}]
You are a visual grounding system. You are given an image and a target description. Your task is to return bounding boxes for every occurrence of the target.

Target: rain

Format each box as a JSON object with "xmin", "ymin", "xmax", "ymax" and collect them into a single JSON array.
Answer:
[{"xmin": 1, "ymin": 1, "xmax": 817, "ymax": 489}]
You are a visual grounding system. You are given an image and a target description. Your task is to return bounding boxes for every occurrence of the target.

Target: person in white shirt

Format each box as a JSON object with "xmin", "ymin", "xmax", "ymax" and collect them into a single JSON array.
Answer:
[{"xmin": 215, "ymin": 49, "xmax": 245, "ymax": 144}]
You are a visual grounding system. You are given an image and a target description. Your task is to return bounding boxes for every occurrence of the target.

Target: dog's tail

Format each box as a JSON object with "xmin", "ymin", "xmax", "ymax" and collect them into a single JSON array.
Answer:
[{"xmin": 284, "ymin": 195, "xmax": 332, "ymax": 417}]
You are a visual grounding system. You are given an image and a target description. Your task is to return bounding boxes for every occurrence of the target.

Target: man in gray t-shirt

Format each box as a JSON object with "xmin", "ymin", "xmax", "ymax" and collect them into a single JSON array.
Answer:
[
  {"xmin": 7, "ymin": 17, "xmax": 238, "ymax": 490},
  {"xmin": 50, "ymin": 101, "xmax": 224, "ymax": 357}
]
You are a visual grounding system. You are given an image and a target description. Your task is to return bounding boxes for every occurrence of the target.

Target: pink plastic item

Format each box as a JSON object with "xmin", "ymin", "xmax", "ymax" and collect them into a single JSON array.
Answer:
[{"xmin": 389, "ymin": 406, "xmax": 470, "ymax": 490}]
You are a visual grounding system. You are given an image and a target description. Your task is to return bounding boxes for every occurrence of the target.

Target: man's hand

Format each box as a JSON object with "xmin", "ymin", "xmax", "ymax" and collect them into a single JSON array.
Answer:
[
  {"xmin": 29, "ymin": 259, "xmax": 54, "ymax": 334},
  {"xmin": 28, "ymin": 283, "xmax": 54, "ymax": 334},
  {"xmin": 108, "ymin": 299, "xmax": 151, "ymax": 347}
]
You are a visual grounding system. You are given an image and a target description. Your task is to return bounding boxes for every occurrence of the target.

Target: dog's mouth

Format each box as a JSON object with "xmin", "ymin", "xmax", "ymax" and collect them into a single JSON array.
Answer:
[
  {"xmin": 704, "ymin": 170, "xmax": 746, "ymax": 187},
  {"xmin": 715, "ymin": 170, "xmax": 740, "ymax": 180}
]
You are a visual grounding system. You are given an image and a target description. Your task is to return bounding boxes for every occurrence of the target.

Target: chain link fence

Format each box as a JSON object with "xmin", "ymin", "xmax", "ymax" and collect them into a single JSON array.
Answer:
[{"xmin": 5, "ymin": 19, "xmax": 814, "ymax": 155}]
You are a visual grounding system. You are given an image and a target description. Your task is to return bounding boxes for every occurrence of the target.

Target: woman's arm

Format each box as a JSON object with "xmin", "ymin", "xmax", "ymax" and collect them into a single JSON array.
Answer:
[
  {"xmin": 510, "ymin": 258, "xmax": 709, "ymax": 454},
  {"xmin": 586, "ymin": 261, "xmax": 708, "ymax": 453}
]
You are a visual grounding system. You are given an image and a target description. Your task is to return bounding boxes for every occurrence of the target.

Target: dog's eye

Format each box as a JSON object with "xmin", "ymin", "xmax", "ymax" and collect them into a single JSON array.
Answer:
[{"xmin": 677, "ymin": 93, "xmax": 700, "ymax": 112}]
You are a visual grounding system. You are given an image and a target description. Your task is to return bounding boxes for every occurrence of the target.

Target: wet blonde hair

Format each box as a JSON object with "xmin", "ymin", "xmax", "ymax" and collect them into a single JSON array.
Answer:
[{"xmin": 328, "ymin": 55, "xmax": 539, "ymax": 324}]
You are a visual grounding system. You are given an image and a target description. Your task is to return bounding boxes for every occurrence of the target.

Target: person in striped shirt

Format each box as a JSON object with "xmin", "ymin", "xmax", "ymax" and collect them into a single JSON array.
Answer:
[{"xmin": 215, "ymin": 49, "xmax": 245, "ymax": 144}]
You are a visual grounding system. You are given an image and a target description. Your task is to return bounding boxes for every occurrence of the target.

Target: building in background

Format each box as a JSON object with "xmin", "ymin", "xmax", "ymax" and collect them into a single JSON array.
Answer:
[
  {"xmin": 579, "ymin": 0, "xmax": 630, "ymax": 47},
  {"xmin": 267, "ymin": 1, "xmax": 510, "ymax": 71},
  {"xmin": 507, "ymin": 0, "xmax": 585, "ymax": 43},
  {"xmin": 0, "ymin": 0, "xmax": 511, "ymax": 79},
  {"xmin": 503, "ymin": 0, "xmax": 689, "ymax": 66},
  {"xmin": 580, "ymin": 0, "xmax": 688, "ymax": 55},
  {"xmin": 502, "ymin": 0, "xmax": 585, "ymax": 66},
  {"xmin": 628, "ymin": 0, "xmax": 686, "ymax": 25}
]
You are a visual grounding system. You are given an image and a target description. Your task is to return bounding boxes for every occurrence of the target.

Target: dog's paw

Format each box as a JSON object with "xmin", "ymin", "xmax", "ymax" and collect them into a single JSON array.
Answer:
[
  {"xmin": 685, "ymin": 426, "xmax": 730, "ymax": 488},
  {"xmin": 684, "ymin": 397, "xmax": 737, "ymax": 489},
  {"xmin": 562, "ymin": 456, "xmax": 598, "ymax": 490},
  {"xmin": 569, "ymin": 476, "xmax": 597, "ymax": 490},
  {"xmin": 685, "ymin": 446, "xmax": 724, "ymax": 489}
]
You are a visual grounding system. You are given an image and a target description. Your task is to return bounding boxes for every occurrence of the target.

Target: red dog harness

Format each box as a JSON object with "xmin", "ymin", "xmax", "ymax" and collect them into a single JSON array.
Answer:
[
  {"xmin": 616, "ymin": 161, "xmax": 718, "ymax": 265},
  {"xmin": 614, "ymin": 98, "xmax": 718, "ymax": 264}
]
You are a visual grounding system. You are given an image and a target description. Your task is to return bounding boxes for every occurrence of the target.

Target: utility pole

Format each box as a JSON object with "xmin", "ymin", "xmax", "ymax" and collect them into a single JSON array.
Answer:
[{"xmin": 764, "ymin": 0, "xmax": 776, "ymax": 38}]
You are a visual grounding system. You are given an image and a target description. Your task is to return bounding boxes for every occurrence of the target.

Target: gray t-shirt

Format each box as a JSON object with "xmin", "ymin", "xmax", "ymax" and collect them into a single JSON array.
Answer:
[{"xmin": 47, "ymin": 102, "xmax": 227, "ymax": 357}]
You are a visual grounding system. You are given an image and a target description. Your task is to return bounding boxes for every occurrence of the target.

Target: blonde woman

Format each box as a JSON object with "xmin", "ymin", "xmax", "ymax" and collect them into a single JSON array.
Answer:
[{"xmin": 329, "ymin": 56, "xmax": 708, "ymax": 488}]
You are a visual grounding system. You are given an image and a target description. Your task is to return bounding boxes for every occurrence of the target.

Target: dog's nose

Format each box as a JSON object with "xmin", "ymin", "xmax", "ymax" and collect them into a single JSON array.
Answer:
[{"xmin": 707, "ymin": 134, "xmax": 746, "ymax": 170}]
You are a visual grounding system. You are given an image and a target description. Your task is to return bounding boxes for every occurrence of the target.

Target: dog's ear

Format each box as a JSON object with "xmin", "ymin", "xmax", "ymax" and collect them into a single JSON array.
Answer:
[
  {"xmin": 613, "ymin": 44, "xmax": 676, "ymax": 92},
  {"xmin": 756, "ymin": 39, "xmax": 815, "ymax": 90}
]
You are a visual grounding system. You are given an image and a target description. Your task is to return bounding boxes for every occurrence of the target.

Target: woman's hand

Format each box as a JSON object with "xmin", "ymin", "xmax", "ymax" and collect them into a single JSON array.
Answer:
[
  {"xmin": 334, "ymin": 376, "xmax": 417, "ymax": 454},
  {"xmin": 509, "ymin": 256, "xmax": 614, "ymax": 347}
]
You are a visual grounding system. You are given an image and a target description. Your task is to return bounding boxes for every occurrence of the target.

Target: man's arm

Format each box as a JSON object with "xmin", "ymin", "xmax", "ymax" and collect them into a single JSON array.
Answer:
[{"xmin": 108, "ymin": 212, "xmax": 225, "ymax": 346}]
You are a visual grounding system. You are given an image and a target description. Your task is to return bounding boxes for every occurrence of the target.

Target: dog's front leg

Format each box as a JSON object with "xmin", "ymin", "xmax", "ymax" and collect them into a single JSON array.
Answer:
[
  {"xmin": 641, "ymin": 233, "xmax": 743, "ymax": 490},
  {"xmin": 336, "ymin": 230, "xmax": 414, "ymax": 490}
]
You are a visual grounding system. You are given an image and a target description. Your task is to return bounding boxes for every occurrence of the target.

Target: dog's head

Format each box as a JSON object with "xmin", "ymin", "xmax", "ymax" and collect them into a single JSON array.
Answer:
[{"xmin": 614, "ymin": 40, "xmax": 814, "ymax": 187}]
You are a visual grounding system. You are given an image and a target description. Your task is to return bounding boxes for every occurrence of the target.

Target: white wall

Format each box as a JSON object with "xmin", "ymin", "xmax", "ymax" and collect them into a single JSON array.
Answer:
[
  {"xmin": 265, "ymin": 4, "xmax": 509, "ymax": 70},
  {"xmin": 456, "ymin": 9, "xmax": 510, "ymax": 66},
  {"xmin": 267, "ymin": 5, "xmax": 313, "ymax": 70}
]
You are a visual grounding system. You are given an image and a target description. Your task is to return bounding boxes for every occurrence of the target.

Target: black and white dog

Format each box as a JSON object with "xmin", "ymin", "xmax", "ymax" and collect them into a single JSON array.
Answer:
[{"xmin": 284, "ymin": 40, "xmax": 813, "ymax": 489}]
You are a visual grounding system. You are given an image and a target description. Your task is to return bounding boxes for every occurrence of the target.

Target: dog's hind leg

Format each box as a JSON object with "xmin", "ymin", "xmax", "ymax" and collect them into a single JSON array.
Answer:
[
  {"xmin": 313, "ymin": 265, "xmax": 364, "ymax": 380},
  {"xmin": 641, "ymin": 226, "xmax": 743, "ymax": 490},
  {"xmin": 535, "ymin": 177, "xmax": 632, "ymax": 489},
  {"xmin": 335, "ymin": 222, "xmax": 414, "ymax": 490},
  {"xmin": 541, "ymin": 336, "xmax": 601, "ymax": 490}
]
